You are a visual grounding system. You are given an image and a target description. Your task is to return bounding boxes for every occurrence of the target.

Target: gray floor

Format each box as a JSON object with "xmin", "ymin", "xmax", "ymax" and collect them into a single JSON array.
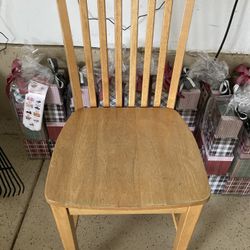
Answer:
[{"xmin": 1, "ymin": 118, "xmax": 250, "ymax": 250}]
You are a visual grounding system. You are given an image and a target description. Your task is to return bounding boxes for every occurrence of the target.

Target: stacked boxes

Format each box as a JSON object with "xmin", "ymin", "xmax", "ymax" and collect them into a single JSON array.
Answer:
[
  {"xmin": 224, "ymin": 129, "xmax": 250, "ymax": 195},
  {"xmin": 197, "ymin": 95, "xmax": 243, "ymax": 193},
  {"xmin": 10, "ymin": 96, "xmax": 51, "ymax": 159}
]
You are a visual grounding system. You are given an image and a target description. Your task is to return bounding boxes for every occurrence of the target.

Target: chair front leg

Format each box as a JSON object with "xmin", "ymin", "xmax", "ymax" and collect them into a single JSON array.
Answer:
[
  {"xmin": 173, "ymin": 204, "xmax": 203, "ymax": 250},
  {"xmin": 50, "ymin": 205, "xmax": 79, "ymax": 250}
]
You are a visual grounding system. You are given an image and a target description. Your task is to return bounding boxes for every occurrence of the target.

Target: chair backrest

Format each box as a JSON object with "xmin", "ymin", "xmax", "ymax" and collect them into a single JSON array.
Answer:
[{"xmin": 57, "ymin": 0, "xmax": 195, "ymax": 110}]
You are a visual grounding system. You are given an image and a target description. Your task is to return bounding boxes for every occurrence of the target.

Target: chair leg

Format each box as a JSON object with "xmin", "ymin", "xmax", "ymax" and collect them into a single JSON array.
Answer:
[
  {"xmin": 173, "ymin": 205, "xmax": 203, "ymax": 250},
  {"xmin": 50, "ymin": 205, "xmax": 79, "ymax": 250},
  {"xmin": 73, "ymin": 215, "xmax": 79, "ymax": 227}
]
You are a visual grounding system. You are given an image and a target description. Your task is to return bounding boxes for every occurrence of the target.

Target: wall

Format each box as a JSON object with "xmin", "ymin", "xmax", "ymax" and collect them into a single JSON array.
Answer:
[{"xmin": 0, "ymin": 0, "xmax": 250, "ymax": 53}]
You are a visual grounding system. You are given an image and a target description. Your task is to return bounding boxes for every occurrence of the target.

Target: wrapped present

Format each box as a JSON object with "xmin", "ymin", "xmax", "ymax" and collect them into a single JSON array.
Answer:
[
  {"xmin": 177, "ymin": 110, "xmax": 197, "ymax": 131},
  {"xmin": 223, "ymin": 177, "xmax": 250, "ymax": 195},
  {"xmin": 71, "ymin": 86, "xmax": 90, "ymax": 110},
  {"xmin": 229, "ymin": 153, "xmax": 250, "ymax": 177},
  {"xmin": 46, "ymin": 84, "xmax": 64, "ymax": 105},
  {"xmin": 239, "ymin": 129, "xmax": 250, "ymax": 154},
  {"xmin": 24, "ymin": 139, "xmax": 51, "ymax": 159},
  {"xmin": 44, "ymin": 104, "xmax": 66, "ymax": 123},
  {"xmin": 197, "ymin": 132, "xmax": 234, "ymax": 175},
  {"xmin": 203, "ymin": 126, "xmax": 238, "ymax": 157},
  {"xmin": 46, "ymin": 124, "xmax": 64, "ymax": 141},
  {"xmin": 176, "ymin": 89, "xmax": 201, "ymax": 110},
  {"xmin": 208, "ymin": 175, "xmax": 229, "ymax": 194},
  {"xmin": 208, "ymin": 96, "xmax": 242, "ymax": 139},
  {"xmin": 195, "ymin": 82, "xmax": 220, "ymax": 131},
  {"xmin": 21, "ymin": 123, "xmax": 48, "ymax": 141}
]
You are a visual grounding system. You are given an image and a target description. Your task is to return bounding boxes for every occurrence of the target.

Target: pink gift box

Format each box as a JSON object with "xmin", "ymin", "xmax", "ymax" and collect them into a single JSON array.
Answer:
[
  {"xmin": 71, "ymin": 86, "xmax": 90, "ymax": 109},
  {"xmin": 46, "ymin": 84, "xmax": 63, "ymax": 105},
  {"xmin": 176, "ymin": 89, "xmax": 201, "ymax": 110}
]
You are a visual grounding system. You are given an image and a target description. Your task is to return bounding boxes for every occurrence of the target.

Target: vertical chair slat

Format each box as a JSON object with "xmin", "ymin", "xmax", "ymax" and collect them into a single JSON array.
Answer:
[
  {"xmin": 167, "ymin": 0, "xmax": 195, "ymax": 109},
  {"xmin": 128, "ymin": 0, "xmax": 139, "ymax": 107},
  {"xmin": 153, "ymin": 0, "xmax": 173, "ymax": 107},
  {"xmin": 141, "ymin": 0, "xmax": 156, "ymax": 107},
  {"xmin": 57, "ymin": 0, "xmax": 83, "ymax": 110},
  {"xmin": 97, "ymin": 0, "xmax": 109, "ymax": 107},
  {"xmin": 115, "ymin": 0, "xmax": 123, "ymax": 107},
  {"xmin": 79, "ymin": 0, "xmax": 97, "ymax": 107}
]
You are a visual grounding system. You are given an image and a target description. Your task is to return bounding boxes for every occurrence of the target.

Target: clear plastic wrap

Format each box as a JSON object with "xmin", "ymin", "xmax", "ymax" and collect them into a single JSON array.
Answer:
[
  {"xmin": 227, "ymin": 85, "xmax": 250, "ymax": 115},
  {"xmin": 188, "ymin": 53, "xmax": 229, "ymax": 90},
  {"xmin": 7, "ymin": 45, "xmax": 54, "ymax": 103}
]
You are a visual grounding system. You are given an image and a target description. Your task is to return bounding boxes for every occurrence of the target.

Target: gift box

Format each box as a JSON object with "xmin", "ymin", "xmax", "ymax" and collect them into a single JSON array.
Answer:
[
  {"xmin": 176, "ymin": 89, "xmax": 201, "ymax": 110},
  {"xmin": 71, "ymin": 86, "xmax": 90, "ymax": 111},
  {"xmin": 46, "ymin": 84, "xmax": 64, "ymax": 105},
  {"xmin": 195, "ymin": 82, "xmax": 220, "ymax": 131},
  {"xmin": 177, "ymin": 109, "xmax": 197, "ymax": 131},
  {"xmin": 239, "ymin": 129, "xmax": 250, "ymax": 154},
  {"xmin": 229, "ymin": 153, "xmax": 250, "ymax": 178},
  {"xmin": 197, "ymin": 132, "xmax": 234, "ymax": 175},
  {"xmin": 209, "ymin": 96, "xmax": 243, "ymax": 139},
  {"xmin": 20, "ymin": 123, "xmax": 48, "ymax": 141},
  {"xmin": 208, "ymin": 175, "xmax": 229, "ymax": 194},
  {"xmin": 203, "ymin": 126, "xmax": 238, "ymax": 157},
  {"xmin": 46, "ymin": 124, "xmax": 64, "ymax": 141},
  {"xmin": 44, "ymin": 104, "xmax": 66, "ymax": 123},
  {"xmin": 24, "ymin": 139, "xmax": 51, "ymax": 159},
  {"xmin": 223, "ymin": 177, "xmax": 250, "ymax": 195}
]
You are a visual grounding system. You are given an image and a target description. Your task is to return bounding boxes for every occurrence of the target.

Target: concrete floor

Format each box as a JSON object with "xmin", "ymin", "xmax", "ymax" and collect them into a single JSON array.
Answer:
[{"xmin": 1, "ymin": 118, "xmax": 250, "ymax": 250}]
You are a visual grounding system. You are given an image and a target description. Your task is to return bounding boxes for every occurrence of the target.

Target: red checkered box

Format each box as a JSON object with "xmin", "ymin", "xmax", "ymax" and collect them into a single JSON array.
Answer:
[
  {"xmin": 24, "ymin": 139, "xmax": 51, "ymax": 159},
  {"xmin": 46, "ymin": 123, "xmax": 64, "ymax": 141}
]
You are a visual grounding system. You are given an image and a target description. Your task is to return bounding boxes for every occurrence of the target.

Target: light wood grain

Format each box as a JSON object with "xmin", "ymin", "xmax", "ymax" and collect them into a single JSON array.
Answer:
[
  {"xmin": 97, "ymin": 0, "xmax": 109, "ymax": 107},
  {"xmin": 141, "ymin": 0, "xmax": 156, "ymax": 107},
  {"xmin": 50, "ymin": 205, "xmax": 78, "ymax": 250},
  {"xmin": 173, "ymin": 205, "xmax": 203, "ymax": 250},
  {"xmin": 115, "ymin": 0, "xmax": 123, "ymax": 107},
  {"xmin": 79, "ymin": 0, "xmax": 97, "ymax": 107},
  {"xmin": 69, "ymin": 207, "xmax": 187, "ymax": 215},
  {"xmin": 154, "ymin": 0, "xmax": 173, "ymax": 107},
  {"xmin": 72, "ymin": 215, "xmax": 79, "ymax": 228},
  {"xmin": 45, "ymin": 108, "xmax": 210, "ymax": 209},
  {"xmin": 128, "ymin": 0, "xmax": 139, "ymax": 107},
  {"xmin": 167, "ymin": 0, "xmax": 195, "ymax": 109},
  {"xmin": 172, "ymin": 213, "xmax": 180, "ymax": 230},
  {"xmin": 56, "ymin": 0, "xmax": 82, "ymax": 110}
]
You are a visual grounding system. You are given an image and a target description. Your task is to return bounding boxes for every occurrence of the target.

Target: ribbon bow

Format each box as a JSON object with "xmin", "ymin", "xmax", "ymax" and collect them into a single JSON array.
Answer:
[
  {"xmin": 234, "ymin": 64, "xmax": 250, "ymax": 86},
  {"xmin": 6, "ymin": 59, "xmax": 28, "ymax": 99}
]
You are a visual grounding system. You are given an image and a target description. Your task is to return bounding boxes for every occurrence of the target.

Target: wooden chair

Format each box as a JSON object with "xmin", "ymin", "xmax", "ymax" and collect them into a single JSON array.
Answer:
[{"xmin": 45, "ymin": 0, "xmax": 210, "ymax": 249}]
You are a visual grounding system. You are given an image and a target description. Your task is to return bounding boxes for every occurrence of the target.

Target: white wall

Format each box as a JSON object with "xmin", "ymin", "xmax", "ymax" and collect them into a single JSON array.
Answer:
[{"xmin": 0, "ymin": 0, "xmax": 250, "ymax": 53}]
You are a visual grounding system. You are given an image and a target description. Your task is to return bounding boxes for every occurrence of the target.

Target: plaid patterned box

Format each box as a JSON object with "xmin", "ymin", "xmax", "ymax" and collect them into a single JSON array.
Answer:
[
  {"xmin": 176, "ymin": 89, "xmax": 201, "ymax": 110},
  {"xmin": 24, "ymin": 139, "xmax": 51, "ymax": 159},
  {"xmin": 208, "ymin": 175, "xmax": 229, "ymax": 194},
  {"xmin": 197, "ymin": 132, "xmax": 234, "ymax": 175},
  {"xmin": 229, "ymin": 153, "xmax": 250, "ymax": 177},
  {"xmin": 203, "ymin": 127, "xmax": 238, "ymax": 157},
  {"xmin": 223, "ymin": 177, "xmax": 250, "ymax": 195},
  {"xmin": 46, "ymin": 123, "xmax": 64, "ymax": 141},
  {"xmin": 44, "ymin": 104, "xmax": 66, "ymax": 123},
  {"xmin": 177, "ymin": 110, "xmax": 197, "ymax": 130}
]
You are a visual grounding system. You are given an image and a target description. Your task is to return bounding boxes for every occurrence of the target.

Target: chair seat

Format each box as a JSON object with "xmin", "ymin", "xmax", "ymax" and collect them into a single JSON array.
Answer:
[{"xmin": 45, "ymin": 108, "xmax": 210, "ymax": 210}]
